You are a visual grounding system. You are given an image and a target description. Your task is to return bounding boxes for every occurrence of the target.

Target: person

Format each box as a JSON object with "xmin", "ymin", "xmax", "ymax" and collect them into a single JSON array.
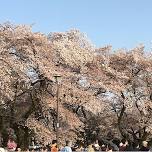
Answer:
[
  {"xmin": 132, "ymin": 141, "xmax": 139, "ymax": 151},
  {"xmin": 41, "ymin": 147, "xmax": 48, "ymax": 152},
  {"xmin": 7, "ymin": 138, "xmax": 17, "ymax": 151},
  {"xmin": 0, "ymin": 133, "xmax": 3, "ymax": 148},
  {"xmin": 106, "ymin": 144, "xmax": 113, "ymax": 152},
  {"xmin": 0, "ymin": 141, "xmax": 6, "ymax": 152},
  {"xmin": 87, "ymin": 141, "xmax": 95, "ymax": 152},
  {"xmin": 75, "ymin": 143, "xmax": 84, "ymax": 152},
  {"xmin": 100, "ymin": 144, "xmax": 107, "ymax": 151},
  {"xmin": 51, "ymin": 140, "xmax": 58, "ymax": 152},
  {"xmin": 16, "ymin": 147, "xmax": 21, "ymax": 152},
  {"xmin": 24, "ymin": 148, "xmax": 30, "ymax": 152},
  {"xmin": 0, "ymin": 147, "xmax": 6, "ymax": 152},
  {"xmin": 119, "ymin": 139, "xmax": 128, "ymax": 151},
  {"xmin": 61, "ymin": 141, "xmax": 72, "ymax": 152},
  {"xmin": 140, "ymin": 141, "xmax": 149, "ymax": 151},
  {"xmin": 94, "ymin": 140, "xmax": 100, "ymax": 151},
  {"xmin": 112, "ymin": 138, "xmax": 120, "ymax": 148},
  {"xmin": 30, "ymin": 148, "xmax": 35, "ymax": 152}
]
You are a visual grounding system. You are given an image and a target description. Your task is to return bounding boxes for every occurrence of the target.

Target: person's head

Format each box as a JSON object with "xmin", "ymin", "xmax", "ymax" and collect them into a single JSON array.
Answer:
[
  {"xmin": 74, "ymin": 141, "xmax": 83, "ymax": 149},
  {"xmin": 121, "ymin": 138, "xmax": 128, "ymax": 145},
  {"xmin": 52, "ymin": 140, "xmax": 57, "ymax": 145},
  {"xmin": 9, "ymin": 137, "xmax": 14, "ymax": 142},
  {"xmin": 108, "ymin": 144, "xmax": 113, "ymax": 151},
  {"xmin": 133, "ymin": 141, "xmax": 139, "ymax": 148},
  {"xmin": 65, "ymin": 140, "xmax": 71, "ymax": 147},
  {"xmin": 43, "ymin": 147, "xmax": 47, "ymax": 151},
  {"xmin": 112, "ymin": 138, "xmax": 120, "ymax": 147},
  {"xmin": 142, "ymin": 141, "xmax": 148, "ymax": 147},
  {"xmin": 30, "ymin": 148, "xmax": 34, "ymax": 152},
  {"xmin": 17, "ymin": 147, "xmax": 21, "ymax": 152},
  {"xmin": 78, "ymin": 143, "xmax": 83, "ymax": 149},
  {"xmin": 95, "ymin": 139, "xmax": 98, "ymax": 144},
  {"xmin": 24, "ymin": 148, "xmax": 30, "ymax": 152},
  {"xmin": 87, "ymin": 140, "xmax": 93, "ymax": 146},
  {"xmin": 101, "ymin": 144, "xmax": 107, "ymax": 151}
]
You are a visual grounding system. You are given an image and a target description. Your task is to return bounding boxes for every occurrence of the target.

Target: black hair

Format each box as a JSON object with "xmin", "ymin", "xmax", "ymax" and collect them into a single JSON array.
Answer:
[
  {"xmin": 132, "ymin": 141, "xmax": 139, "ymax": 148},
  {"xmin": 52, "ymin": 140, "xmax": 57, "ymax": 144},
  {"xmin": 66, "ymin": 140, "xmax": 70, "ymax": 146},
  {"xmin": 87, "ymin": 140, "xmax": 93, "ymax": 146},
  {"xmin": 112, "ymin": 138, "xmax": 120, "ymax": 147},
  {"xmin": 108, "ymin": 144, "xmax": 113, "ymax": 150},
  {"xmin": 43, "ymin": 147, "xmax": 47, "ymax": 150},
  {"xmin": 121, "ymin": 138, "xmax": 127, "ymax": 144}
]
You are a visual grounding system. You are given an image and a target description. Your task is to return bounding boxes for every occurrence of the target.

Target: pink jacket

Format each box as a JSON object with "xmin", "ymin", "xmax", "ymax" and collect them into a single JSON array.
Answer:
[{"xmin": 7, "ymin": 140, "xmax": 17, "ymax": 150}]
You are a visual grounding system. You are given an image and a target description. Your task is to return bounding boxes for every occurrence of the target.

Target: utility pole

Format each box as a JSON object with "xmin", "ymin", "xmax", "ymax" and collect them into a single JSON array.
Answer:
[{"xmin": 54, "ymin": 75, "xmax": 61, "ymax": 145}]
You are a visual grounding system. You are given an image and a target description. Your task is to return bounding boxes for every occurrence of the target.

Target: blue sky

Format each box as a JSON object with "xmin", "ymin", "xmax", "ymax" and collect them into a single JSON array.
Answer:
[{"xmin": 0, "ymin": 0, "xmax": 152, "ymax": 50}]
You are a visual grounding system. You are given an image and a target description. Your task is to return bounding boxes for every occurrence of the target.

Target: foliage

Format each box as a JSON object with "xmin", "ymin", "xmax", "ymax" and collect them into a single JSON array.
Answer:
[{"xmin": 0, "ymin": 23, "xmax": 152, "ymax": 147}]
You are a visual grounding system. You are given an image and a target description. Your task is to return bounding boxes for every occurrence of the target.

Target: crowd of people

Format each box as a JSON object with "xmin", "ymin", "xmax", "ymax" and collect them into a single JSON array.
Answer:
[{"xmin": 0, "ymin": 137, "xmax": 152, "ymax": 152}]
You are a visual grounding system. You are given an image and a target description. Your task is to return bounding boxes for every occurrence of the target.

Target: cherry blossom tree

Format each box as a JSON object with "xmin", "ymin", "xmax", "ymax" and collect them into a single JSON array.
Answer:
[{"xmin": 0, "ymin": 23, "xmax": 152, "ymax": 148}]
